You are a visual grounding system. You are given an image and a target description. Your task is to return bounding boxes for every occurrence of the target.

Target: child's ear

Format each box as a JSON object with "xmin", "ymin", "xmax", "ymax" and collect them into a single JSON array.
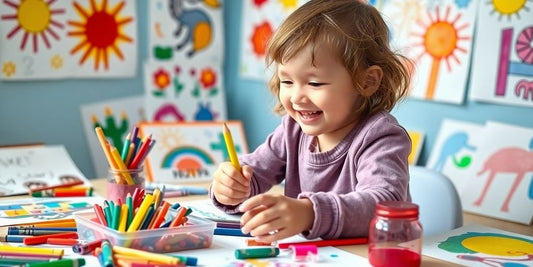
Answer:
[{"xmin": 361, "ymin": 65, "xmax": 383, "ymax": 97}]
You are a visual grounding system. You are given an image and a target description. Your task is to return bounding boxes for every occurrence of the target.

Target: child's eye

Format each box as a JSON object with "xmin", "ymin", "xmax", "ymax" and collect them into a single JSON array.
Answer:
[
  {"xmin": 281, "ymin": 80, "xmax": 293, "ymax": 85},
  {"xmin": 309, "ymin": 82, "xmax": 324, "ymax": 87}
]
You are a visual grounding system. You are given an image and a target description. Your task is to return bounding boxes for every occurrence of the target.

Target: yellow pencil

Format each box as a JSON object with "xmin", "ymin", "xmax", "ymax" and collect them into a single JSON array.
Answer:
[
  {"xmin": 118, "ymin": 204, "xmax": 128, "ymax": 232},
  {"xmin": 110, "ymin": 146, "xmax": 135, "ymax": 185},
  {"xmin": 127, "ymin": 194, "xmax": 154, "ymax": 232},
  {"xmin": 222, "ymin": 122, "xmax": 241, "ymax": 171},
  {"xmin": 152, "ymin": 187, "xmax": 161, "ymax": 210},
  {"xmin": 112, "ymin": 245, "xmax": 181, "ymax": 265},
  {"xmin": 0, "ymin": 245, "xmax": 64, "ymax": 257}
]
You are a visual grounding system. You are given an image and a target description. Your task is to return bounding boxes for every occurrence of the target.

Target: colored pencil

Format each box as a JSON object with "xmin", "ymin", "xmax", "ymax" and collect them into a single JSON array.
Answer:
[
  {"xmin": 214, "ymin": 227, "xmax": 252, "ymax": 237},
  {"xmin": 28, "ymin": 179, "xmax": 84, "ymax": 194},
  {"xmin": 112, "ymin": 245, "xmax": 197, "ymax": 266},
  {"xmin": 110, "ymin": 146, "xmax": 135, "ymax": 185},
  {"xmin": 23, "ymin": 232, "xmax": 78, "ymax": 245},
  {"xmin": 94, "ymin": 204, "xmax": 108, "ymax": 226},
  {"xmin": 127, "ymin": 194, "xmax": 154, "ymax": 232},
  {"xmin": 128, "ymin": 134, "xmax": 152, "ymax": 169},
  {"xmin": 0, "ymin": 246, "xmax": 64, "ymax": 258}
]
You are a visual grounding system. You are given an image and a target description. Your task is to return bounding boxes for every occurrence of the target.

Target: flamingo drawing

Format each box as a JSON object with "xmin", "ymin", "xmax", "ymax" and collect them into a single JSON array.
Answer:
[
  {"xmin": 473, "ymin": 146, "xmax": 533, "ymax": 212},
  {"xmin": 169, "ymin": 0, "xmax": 221, "ymax": 57}
]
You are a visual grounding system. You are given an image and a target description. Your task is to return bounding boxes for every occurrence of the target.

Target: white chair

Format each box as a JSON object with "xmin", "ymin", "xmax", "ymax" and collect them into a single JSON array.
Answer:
[{"xmin": 409, "ymin": 166, "xmax": 463, "ymax": 237}]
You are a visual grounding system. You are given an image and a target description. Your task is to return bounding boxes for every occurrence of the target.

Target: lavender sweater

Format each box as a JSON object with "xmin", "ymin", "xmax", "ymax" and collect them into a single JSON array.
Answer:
[{"xmin": 213, "ymin": 111, "xmax": 411, "ymax": 239}]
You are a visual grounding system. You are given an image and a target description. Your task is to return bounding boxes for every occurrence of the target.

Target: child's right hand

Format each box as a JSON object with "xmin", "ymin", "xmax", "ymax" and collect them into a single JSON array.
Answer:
[{"xmin": 212, "ymin": 162, "xmax": 253, "ymax": 206}]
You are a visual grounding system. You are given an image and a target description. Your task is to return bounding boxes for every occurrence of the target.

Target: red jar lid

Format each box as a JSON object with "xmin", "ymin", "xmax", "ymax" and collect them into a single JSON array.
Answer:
[{"xmin": 375, "ymin": 201, "xmax": 419, "ymax": 218}]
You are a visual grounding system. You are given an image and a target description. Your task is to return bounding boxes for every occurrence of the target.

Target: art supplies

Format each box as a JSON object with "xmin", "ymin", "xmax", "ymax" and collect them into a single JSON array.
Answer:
[
  {"xmin": 0, "ymin": 246, "xmax": 64, "ymax": 258},
  {"xmin": 235, "ymin": 247, "xmax": 280, "ymax": 259},
  {"xmin": 223, "ymin": 122, "xmax": 241, "ymax": 171},
  {"xmin": 277, "ymin": 237, "xmax": 369, "ymax": 249},
  {"xmin": 26, "ymin": 258, "xmax": 85, "ymax": 267},
  {"xmin": 31, "ymin": 186, "xmax": 93, "ymax": 197},
  {"xmin": 214, "ymin": 227, "xmax": 252, "ymax": 237}
]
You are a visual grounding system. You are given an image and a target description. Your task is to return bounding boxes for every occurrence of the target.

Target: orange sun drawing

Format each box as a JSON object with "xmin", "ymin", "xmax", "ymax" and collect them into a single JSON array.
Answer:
[
  {"xmin": 1, "ymin": 0, "xmax": 65, "ymax": 53},
  {"xmin": 68, "ymin": 0, "xmax": 133, "ymax": 70},
  {"xmin": 411, "ymin": 6, "xmax": 470, "ymax": 99}
]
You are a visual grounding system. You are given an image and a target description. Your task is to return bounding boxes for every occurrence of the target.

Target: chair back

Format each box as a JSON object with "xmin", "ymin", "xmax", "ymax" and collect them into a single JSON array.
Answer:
[{"xmin": 409, "ymin": 166, "xmax": 463, "ymax": 237}]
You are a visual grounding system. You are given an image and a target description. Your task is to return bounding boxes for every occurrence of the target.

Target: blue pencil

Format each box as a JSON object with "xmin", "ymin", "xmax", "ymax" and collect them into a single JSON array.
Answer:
[
  {"xmin": 0, "ymin": 235, "xmax": 26, "ymax": 243},
  {"xmin": 214, "ymin": 227, "xmax": 252, "ymax": 237}
]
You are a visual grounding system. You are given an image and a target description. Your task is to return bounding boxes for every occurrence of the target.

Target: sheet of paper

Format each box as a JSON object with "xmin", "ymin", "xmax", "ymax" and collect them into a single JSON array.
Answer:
[{"xmin": 0, "ymin": 145, "xmax": 91, "ymax": 196}]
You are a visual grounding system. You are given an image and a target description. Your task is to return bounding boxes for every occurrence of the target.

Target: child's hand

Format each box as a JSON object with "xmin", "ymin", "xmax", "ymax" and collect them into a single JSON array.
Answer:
[
  {"xmin": 212, "ymin": 162, "xmax": 253, "ymax": 206},
  {"xmin": 239, "ymin": 194, "xmax": 314, "ymax": 243}
]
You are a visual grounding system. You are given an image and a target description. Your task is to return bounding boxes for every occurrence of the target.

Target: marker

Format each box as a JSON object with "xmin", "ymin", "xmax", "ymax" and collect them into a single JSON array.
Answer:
[
  {"xmin": 72, "ymin": 239, "xmax": 103, "ymax": 255},
  {"xmin": 8, "ymin": 228, "xmax": 77, "ymax": 236},
  {"xmin": 216, "ymin": 221, "xmax": 241, "ymax": 229},
  {"xmin": 0, "ymin": 246, "xmax": 64, "ymax": 258},
  {"xmin": 214, "ymin": 227, "xmax": 252, "ymax": 237},
  {"xmin": 277, "ymin": 237, "xmax": 368, "ymax": 249},
  {"xmin": 235, "ymin": 247, "xmax": 280, "ymax": 259},
  {"xmin": 23, "ymin": 232, "xmax": 78, "ymax": 245},
  {"xmin": 101, "ymin": 239, "xmax": 114, "ymax": 267}
]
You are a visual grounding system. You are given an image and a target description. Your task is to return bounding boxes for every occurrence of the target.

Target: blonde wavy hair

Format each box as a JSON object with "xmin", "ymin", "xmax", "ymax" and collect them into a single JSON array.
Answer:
[{"xmin": 266, "ymin": 0, "xmax": 411, "ymax": 116}]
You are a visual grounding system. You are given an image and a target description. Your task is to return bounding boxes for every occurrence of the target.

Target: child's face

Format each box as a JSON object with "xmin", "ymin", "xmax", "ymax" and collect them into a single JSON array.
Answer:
[{"xmin": 278, "ymin": 43, "xmax": 362, "ymax": 149}]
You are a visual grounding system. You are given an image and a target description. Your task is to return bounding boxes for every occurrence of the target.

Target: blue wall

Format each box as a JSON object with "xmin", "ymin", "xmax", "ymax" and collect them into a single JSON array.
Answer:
[{"xmin": 0, "ymin": 1, "xmax": 531, "ymax": 179}]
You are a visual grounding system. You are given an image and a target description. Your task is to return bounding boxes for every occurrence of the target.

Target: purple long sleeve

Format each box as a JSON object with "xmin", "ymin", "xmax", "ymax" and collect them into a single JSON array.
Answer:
[{"xmin": 212, "ymin": 112, "xmax": 411, "ymax": 239}]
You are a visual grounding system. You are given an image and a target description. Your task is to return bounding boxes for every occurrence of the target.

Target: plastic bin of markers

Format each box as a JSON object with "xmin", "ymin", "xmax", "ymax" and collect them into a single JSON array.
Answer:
[{"xmin": 74, "ymin": 210, "xmax": 215, "ymax": 253}]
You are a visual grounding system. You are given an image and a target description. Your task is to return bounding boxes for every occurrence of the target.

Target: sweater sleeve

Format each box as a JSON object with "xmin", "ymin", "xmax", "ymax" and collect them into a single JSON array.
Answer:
[{"xmin": 298, "ymin": 115, "xmax": 411, "ymax": 239}]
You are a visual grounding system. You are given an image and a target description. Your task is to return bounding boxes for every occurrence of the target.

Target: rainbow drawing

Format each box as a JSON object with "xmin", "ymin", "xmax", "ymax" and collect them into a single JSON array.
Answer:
[{"xmin": 161, "ymin": 146, "xmax": 215, "ymax": 171}]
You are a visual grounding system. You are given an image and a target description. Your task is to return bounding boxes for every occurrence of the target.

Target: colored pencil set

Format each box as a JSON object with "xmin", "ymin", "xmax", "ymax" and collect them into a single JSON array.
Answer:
[
  {"xmin": 29, "ymin": 177, "xmax": 93, "ymax": 197},
  {"xmin": 0, "ymin": 218, "xmax": 83, "ymax": 245},
  {"xmin": 73, "ymin": 239, "xmax": 197, "ymax": 267},
  {"xmin": 96, "ymin": 126, "xmax": 155, "ymax": 185},
  {"xmin": 92, "ymin": 187, "xmax": 192, "ymax": 232}
]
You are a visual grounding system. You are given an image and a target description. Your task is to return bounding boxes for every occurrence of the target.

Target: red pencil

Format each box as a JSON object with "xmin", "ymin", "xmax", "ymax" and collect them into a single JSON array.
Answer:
[
  {"xmin": 128, "ymin": 134, "xmax": 152, "ymax": 169},
  {"xmin": 277, "ymin": 237, "xmax": 368, "ymax": 249},
  {"xmin": 93, "ymin": 204, "xmax": 107, "ymax": 226}
]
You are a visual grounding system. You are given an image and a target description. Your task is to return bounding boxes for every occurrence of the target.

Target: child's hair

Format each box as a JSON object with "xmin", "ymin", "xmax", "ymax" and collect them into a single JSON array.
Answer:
[{"xmin": 266, "ymin": 0, "xmax": 411, "ymax": 116}]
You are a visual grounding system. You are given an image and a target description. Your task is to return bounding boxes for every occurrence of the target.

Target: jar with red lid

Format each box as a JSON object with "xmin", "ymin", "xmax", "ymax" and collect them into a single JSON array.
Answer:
[{"xmin": 368, "ymin": 201, "xmax": 423, "ymax": 267}]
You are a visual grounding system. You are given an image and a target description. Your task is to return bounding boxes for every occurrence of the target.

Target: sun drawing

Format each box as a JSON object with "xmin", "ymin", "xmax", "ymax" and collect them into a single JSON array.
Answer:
[
  {"xmin": 68, "ymin": 0, "xmax": 133, "ymax": 70},
  {"xmin": 411, "ymin": 5, "xmax": 470, "ymax": 99},
  {"xmin": 1, "ymin": 0, "xmax": 65, "ymax": 53},
  {"xmin": 489, "ymin": 0, "xmax": 531, "ymax": 20}
]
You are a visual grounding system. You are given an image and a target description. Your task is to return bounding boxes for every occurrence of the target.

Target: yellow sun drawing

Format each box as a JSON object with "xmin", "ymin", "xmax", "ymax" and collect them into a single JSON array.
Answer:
[
  {"xmin": 67, "ymin": 0, "xmax": 133, "ymax": 70},
  {"xmin": 159, "ymin": 128, "xmax": 185, "ymax": 151},
  {"xmin": 489, "ymin": 0, "xmax": 531, "ymax": 20},
  {"xmin": 1, "ymin": 0, "xmax": 65, "ymax": 53},
  {"xmin": 2, "ymin": 61, "xmax": 16, "ymax": 77}
]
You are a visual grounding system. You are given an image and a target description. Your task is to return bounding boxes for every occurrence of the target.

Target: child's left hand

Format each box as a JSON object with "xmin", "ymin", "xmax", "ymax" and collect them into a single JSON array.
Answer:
[{"xmin": 239, "ymin": 194, "xmax": 314, "ymax": 243}]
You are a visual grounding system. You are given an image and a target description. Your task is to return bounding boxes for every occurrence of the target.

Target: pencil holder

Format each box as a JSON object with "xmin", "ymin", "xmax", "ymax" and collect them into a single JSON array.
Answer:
[{"xmin": 107, "ymin": 168, "xmax": 145, "ymax": 204}]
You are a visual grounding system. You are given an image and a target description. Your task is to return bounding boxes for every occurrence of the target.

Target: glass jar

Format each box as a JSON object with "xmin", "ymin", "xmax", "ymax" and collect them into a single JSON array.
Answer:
[
  {"xmin": 368, "ymin": 201, "xmax": 423, "ymax": 267},
  {"xmin": 107, "ymin": 167, "xmax": 145, "ymax": 204}
]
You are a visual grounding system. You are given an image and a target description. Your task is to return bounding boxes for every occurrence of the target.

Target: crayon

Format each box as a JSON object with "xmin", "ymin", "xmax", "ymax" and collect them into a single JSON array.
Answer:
[
  {"xmin": 72, "ymin": 239, "xmax": 103, "ymax": 255},
  {"xmin": 223, "ymin": 123, "xmax": 241, "ymax": 171},
  {"xmin": 235, "ymin": 247, "xmax": 280, "ymax": 259},
  {"xmin": 31, "ymin": 187, "xmax": 93, "ymax": 197},
  {"xmin": 214, "ymin": 227, "xmax": 252, "ymax": 237},
  {"xmin": 26, "ymin": 258, "xmax": 86, "ymax": 267}
]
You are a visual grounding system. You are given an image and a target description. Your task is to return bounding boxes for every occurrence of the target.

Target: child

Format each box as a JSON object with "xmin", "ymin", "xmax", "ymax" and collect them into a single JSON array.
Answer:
[{"xmin": 211, "ymin": 0, "xmax": 412, "ymax": 243}]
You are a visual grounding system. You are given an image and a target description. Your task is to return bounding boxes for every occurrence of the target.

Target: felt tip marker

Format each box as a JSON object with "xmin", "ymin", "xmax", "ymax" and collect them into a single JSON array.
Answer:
[{"xmin": 214, "ymin": 227, "xmax": 252, "ymax": 237}]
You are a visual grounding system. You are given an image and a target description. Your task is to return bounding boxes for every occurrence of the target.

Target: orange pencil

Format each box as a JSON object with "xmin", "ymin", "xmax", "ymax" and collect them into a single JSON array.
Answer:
[
  {"xmin": 29, "ymin": 179, "xmax": 84, "ymax": 194},
  {"xmin": 149, "ymin": 201, "xmax": 171, "ymax": 229},
  {"xmin": 170, "ymin": 206, "xmax": 187, "ymax": 227}
]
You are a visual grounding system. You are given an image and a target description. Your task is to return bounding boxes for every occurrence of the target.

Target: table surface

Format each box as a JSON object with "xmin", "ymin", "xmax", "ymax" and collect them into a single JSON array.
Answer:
[{"xmin": 3, "ymin": 179, "xmax": 532, "ymax": 267}]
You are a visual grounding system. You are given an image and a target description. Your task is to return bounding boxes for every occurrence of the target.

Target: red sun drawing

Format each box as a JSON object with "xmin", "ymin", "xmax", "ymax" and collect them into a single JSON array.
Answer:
[
  {"xmin": 67, "ymin": 0, "xmax": 133, "ymax": 70},
  {"xmin": 1, "ymin": 0, "xmax": 65, "ymax": 53}
]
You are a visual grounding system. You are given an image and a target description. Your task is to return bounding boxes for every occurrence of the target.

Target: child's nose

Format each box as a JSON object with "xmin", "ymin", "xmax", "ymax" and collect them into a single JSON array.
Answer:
[{"xmin": 290, "ymin": 86, "xmax": 307, "ymax": 103}]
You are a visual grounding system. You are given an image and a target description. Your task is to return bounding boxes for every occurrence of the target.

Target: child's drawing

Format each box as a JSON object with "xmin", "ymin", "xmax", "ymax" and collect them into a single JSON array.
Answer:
[
  {"xmin": 426, "ymin": 119, "xmax": 483, "ymax": 196},
  {"xmin": 0, "ymin": 0, "xmax": 137, "ymax": 80},
  {"xmin": 423, "ymin": 224, "xmax": 533, "ymax": 267},
  {"xmin": 144, "ymin": 61, "xmax": 227, "ymax": 122},
  {"xmin": 149, "ymin": 0, "xmax": 223, "ymax": 62},
  {"xmin": 461, "ymin": 121, "xmax": 533, "ymax": 225},
  {"xmin": 381, "ymin": 0, "xmax": 477, "ymax": 104},
  {"xmin": 138, "ymin": 121, "xmax": 248, "ymax": 183},
  {"xmin": 80, "ymin": 96, "xmax": 145, "ymax": 179},
  {"xmin": 470, "ymin": 0, "xmax": 533, "ymax": 107}
]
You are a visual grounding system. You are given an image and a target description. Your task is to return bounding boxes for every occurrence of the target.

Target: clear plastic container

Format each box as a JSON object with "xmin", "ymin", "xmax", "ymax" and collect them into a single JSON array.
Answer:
[
  {"xmin": 368, "ymin": 201, "xmax": 423, "ymax": 267},
  {"xmin": 74, "ymin": 210, "xmax": 215, "ymax": 253}
]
